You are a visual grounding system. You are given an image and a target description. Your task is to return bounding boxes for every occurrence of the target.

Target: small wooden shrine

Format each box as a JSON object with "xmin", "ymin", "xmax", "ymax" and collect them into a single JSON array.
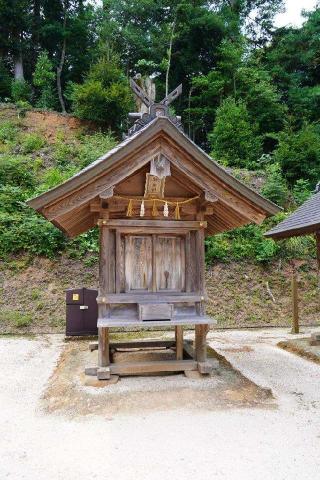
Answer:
[{"xmin": 28, "ymin": 80, "xmax": 280, "ymax": 381}]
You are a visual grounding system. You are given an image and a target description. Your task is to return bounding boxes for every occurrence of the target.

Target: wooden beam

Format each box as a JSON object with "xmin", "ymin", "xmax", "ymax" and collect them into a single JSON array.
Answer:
[
  {"xmin": 160, "ymin": 141, "xmax": 265, "ymax": 224},
  {"xmin": 42, "ymin": 143, "xmax": 161, "ymax": 220},
  {"xmin": 115, "ymin": 229, "xmax": 121, "ymax": 294},
  {"xmin": 175, "ymin": 326, "xmax": 184, "ymax": 360},
  {"xmin": 195, "ymin": 324, "xmax": 208, "ymax": 363},
  {"xmin": 109, "ymin": 359, "xmax": 197, "ymax": 375},
  {"xmin": 98, "ymin": 327, "xmax": 110, "ymax": 367},
  {"xmin": 97, "ymin": 219, "xmax": 207, "ymax": 229},
  {"xmin": 291, "ymin": 266, "xmax": 299, "ymax": 334},
  {"xmin": 130, "ymin": 78, "xmax": 152, "ymax": 108},
  {"xmin": 160, "ymin": 84, "xmax": 182, "ymax": 106},
  {"xmin": 90, "ymin": 340, "xmax": 176, "ymax": 351},
  {"xmin": 97, "ymin": 293, "xmax": 206, "ymax": 304}
]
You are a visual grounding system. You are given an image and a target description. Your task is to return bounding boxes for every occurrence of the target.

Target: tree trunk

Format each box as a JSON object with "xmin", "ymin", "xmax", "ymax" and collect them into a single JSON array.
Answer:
[
  {"xmin": 57, "ymin": 6, "xmax": 67, "ymax": 114},
  {"xmin": 165, "ymin": 17, "xmax": 176, "ymax": 97},
  {"xmin": 14, "ymin": 50, "xmax": 24, "ymax": 81}
]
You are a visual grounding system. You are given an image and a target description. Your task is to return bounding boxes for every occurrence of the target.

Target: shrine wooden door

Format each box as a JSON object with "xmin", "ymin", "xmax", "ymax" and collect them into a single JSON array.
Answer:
[{"xmin": 123, "ymin": 233, "xmax": 185, "ymax": 293}]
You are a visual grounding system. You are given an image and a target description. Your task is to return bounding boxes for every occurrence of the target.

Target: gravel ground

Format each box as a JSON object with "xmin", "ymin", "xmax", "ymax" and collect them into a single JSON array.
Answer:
[{"xmin": 1, "ymin": 328, "xmax": 320, "ymax": 480}]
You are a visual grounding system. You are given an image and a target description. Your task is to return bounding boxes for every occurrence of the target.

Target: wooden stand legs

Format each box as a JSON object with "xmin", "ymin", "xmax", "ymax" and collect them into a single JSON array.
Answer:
[
  {"xmin": 175, "ymin": 326, "xmax": 183, "ymax": 360},
  {"xmin": 195, "ymin": 324, "xmax": 208, "ymax": 362},
  {"xmin": 97, "ymin": 327, "xmax": 111, "ymax": 380},
  {"xmin": 195, "ymin": 324, "xmax": 213, "ymax": 374},
  {"xmin": 98, "ymin": 327, "xmax": 110, "ymax": 367},
  {"xmin": 86, "ymin": 324, "xmax": 216, "ymax": 381}
]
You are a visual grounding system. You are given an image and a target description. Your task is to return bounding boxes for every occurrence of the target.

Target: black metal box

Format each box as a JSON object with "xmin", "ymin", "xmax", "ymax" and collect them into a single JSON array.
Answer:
[{"xmin": 66, "ymin": 288, "xmax": 98, "ymax": 336}]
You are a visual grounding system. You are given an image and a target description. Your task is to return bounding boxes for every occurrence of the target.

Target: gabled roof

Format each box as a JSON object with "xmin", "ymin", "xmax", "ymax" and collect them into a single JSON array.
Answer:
[
  {"xmin": 265, "ymin": 192, "xmax": 320, "ymax": 239},
  {"xmin": 27, "ymin": 116, "xmax": 280, "ymax": 237}
]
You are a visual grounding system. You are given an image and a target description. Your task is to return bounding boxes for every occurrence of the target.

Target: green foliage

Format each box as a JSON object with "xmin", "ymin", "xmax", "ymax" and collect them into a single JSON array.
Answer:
[
  {"xmin": 71, "ymin": 54, "xmax": 132, "ymax": 130},
  {"xmin": 11, "ymin": 80, "xmax": 32, "ymax": 104},
  {"xmin": 261, "ymin": 163, "xmax": 289, "ymax": 207},
  {"xmin": 67, "ymin": 229, "xmax": 99, "ymax": 259},
  {"xmin": 0, "ymin": 210, "xmax": 67, "ymax": 258},
  {"xmin": 0, "ymin": 310, "xmax": 33, "ymax": 328},
  {"xmin": 209, "ymin": 97, "xmax": 262, "ymax": 168},
  {"xmin": 0, "ymin": 124, "xmax": 117, "ymax": 259},
  {"xmin": 33, "ymin": 51, "xmax": 56, "ymax": 110},
  {"xmin": 292, "ymin": 179, "xmax": 312, "ymax": 206},
  {"xmin": 76, "ymin": 132, "xmax": 116, "ymax": 168},
  {"xmin": 0, "ymin": 121, "xmax": 18, "ymax": 144},
  {"xmin": 20, "ymin": 133, "xmax": 46, "ymax": 154},
  {"xmin": 53, "ymin": 131, "xmax": 116, "ymax": 168},
  {"xmin": 0, "ymin": 154, "xmax": 35, "ymax": 188},
  {"xmin": 205, "ymin": 224, "xmax": 280, "ymax": 264},
  {"xmin": 273, "ymin": 124, "xmax": 320, "ymax": 187}
]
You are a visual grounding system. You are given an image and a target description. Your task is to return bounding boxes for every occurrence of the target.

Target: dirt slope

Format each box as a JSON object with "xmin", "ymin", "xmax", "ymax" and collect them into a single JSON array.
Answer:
[{"xmin": 1, "ymin": 254, "xmax": 319, "ymax": 333}]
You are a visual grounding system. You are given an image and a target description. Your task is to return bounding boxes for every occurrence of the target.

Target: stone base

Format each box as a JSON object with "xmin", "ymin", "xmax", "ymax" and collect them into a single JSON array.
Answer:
[
  {"xmin": 310, "ymin": 333, "xmax": 320, "ymax": 346},
  {"xmin": 97, "ymin": 367, "xmax": 111, "ymax": 380}
]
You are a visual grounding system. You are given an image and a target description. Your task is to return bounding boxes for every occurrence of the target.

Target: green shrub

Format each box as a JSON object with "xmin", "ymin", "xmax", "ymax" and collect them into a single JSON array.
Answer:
[
  {"xmin": 71, "ymin": 54, "xmax": 132, "ymax": 130},
  {"xmin": 66, "ymin": 228, "xmax": 99, "ymax": 259},
  {"xmin": 209, "ymin": 97, "xmax": 262, "ymax": 168},
  {"xmin": 0, "ymin": 310, "xmax": 33, "ymax": 328},
  {"xmin": 261, "ymin": 163, "xmax": 289, "ymax": 207},
  {"xmin": 21, "ymin": 133, "xmax": 46, "ymax": 153},
  {"xmin": 11, "ymin": 80, "xmax": 32, "ymax": 103},
  {"xmin": 0, "ymin": 212, "xmax": 67, "ymax": 258},
  {"xmin": 53, "ymin": 140, "xmax": 78, "ymax": 166},
  {"xmin": 274, "ymin": 124, "xmax": 320, "ymax": 186},
  {"xmin": 205, "ymin": 223, "xmax": 281, "ymax": 264},
  {"xmin": 0, "ymin": 121, "xmax": 18, "ymax": 143},
  {"xmin": 37, "ymin": 165, "xmax": 78, "ymax": 192},
  {"xmin": 77, "ymin": 132, "xmax": 116, "ymax": 168},
  {"xmin": 292, "ymin": 179, "xmax": 312, "ymax": 206},
  {"xmin": 0, "ymin": 155, "xmax": 35, "ymax": 188}
]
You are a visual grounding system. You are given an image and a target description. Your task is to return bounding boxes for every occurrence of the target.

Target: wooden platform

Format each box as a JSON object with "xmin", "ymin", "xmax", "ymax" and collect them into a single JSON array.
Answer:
[
  {"xmin": 85, "ymin": 338, "xmax": 219, "ymax": 380},
  {"xmin": 97, "ymin": 316, "xmax": 216, "ymax": 328}
]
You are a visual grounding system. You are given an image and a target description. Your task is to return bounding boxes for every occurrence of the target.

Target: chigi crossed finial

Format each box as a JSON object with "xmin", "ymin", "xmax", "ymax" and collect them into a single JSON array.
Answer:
[{"xmin": 127, "ymin": 78, "xmax": 183, "ymax": 137}]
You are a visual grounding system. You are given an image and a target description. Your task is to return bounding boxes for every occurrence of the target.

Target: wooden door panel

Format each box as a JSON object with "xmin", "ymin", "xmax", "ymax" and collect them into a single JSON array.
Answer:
[
  {"xmin": 124, "ymin": 235, "xmax": 152, "ymax": 292},
  {"xmin": 155, "ymin": 236, "xmax": 185, "ymax": 292}
]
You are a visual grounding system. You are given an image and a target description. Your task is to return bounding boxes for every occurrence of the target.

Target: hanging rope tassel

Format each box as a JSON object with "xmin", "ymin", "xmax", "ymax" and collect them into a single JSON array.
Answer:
[
  {"xmin": 152, "ymin": 200, "xmax": 159, "ymax": 217},
  {"xmin": 174, "ymin": 202, "xmax": 180, "ymax": 220},
  {"xmin": 126, "ymin": 199, "xmax": 133, "ymax": 217},
  {"xmin": 163, "ymin": 201, "xmax": 169, "ymax": 217}
]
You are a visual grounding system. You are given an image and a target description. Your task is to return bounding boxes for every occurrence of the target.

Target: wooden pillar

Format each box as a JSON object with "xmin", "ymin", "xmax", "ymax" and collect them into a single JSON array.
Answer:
[
  {"xmin": 98, "ymin": 209, "xmax": 110, "ymax": 367},
  {"xmin": 291, "ymin": 265, "xmax": 299, "ymax": 334},
  {"xmin": 316, "ymin": 232, "xmax": 320, "ymax": 288},
  {"xmin": 98, "ymin": 327, "xmax": 110, "ymax": 367},
  {"xmin": 175, "ymin": 326, "xmax": 183, "ymax": 360},
  {"xmin": 195, "ymin": 324, "xmax": 208, "ymax": 362},
  {"xmin": 196, "ymin": 207, "xmax": 206, "ymax": 316}
]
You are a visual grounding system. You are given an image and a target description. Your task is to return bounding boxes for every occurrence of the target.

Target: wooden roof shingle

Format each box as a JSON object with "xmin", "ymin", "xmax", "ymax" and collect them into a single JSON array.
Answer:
[{"xmin": 265, "ymin": 191, "xmax": 320, "ymax": 239}]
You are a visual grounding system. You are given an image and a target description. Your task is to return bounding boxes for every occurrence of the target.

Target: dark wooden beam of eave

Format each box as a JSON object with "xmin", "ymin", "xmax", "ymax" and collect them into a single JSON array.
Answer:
[{"xmin": 265, "ymin": 222, "xmax": 320, "ymax": 239}]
